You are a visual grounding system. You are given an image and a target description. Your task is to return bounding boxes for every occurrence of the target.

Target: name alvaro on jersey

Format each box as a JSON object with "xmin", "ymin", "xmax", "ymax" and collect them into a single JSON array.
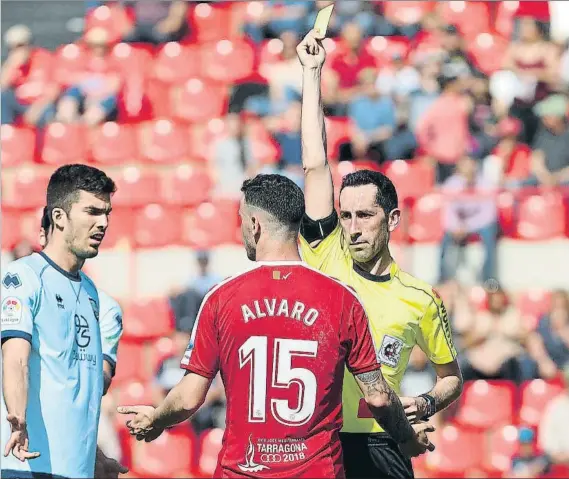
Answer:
[{"xmin": 241, "ymin": 298, "xmax": 319, "ymax": 326}]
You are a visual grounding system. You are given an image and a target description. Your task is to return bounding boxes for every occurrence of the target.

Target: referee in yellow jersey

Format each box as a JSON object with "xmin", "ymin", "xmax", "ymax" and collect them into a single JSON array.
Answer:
[{"xmin": 296, "ymin": 31, "xmax": 463, "ymax": 479}]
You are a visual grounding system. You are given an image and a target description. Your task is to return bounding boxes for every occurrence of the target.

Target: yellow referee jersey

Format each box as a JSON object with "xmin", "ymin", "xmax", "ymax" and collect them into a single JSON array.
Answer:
[{"xmin": 299, "ymin": 223, "xmax": 457, "ymax": 434}]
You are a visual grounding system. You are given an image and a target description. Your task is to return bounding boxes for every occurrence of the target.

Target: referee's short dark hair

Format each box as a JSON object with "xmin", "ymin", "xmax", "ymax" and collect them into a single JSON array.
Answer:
[
  {"xmin": 46, "ymin": 164, "xmax": 116, "ymax": 216},
  {"xmin": 340, "ymin": 170, "xmax": 398, "ymax": 215},
  {"xmin": 241, "ymin": 174, "xmax": 305, "ymax": 232}
]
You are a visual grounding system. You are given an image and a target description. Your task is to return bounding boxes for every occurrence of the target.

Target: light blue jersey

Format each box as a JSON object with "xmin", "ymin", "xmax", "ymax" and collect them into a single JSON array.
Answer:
[
  {"xmin": 98, "ymin": 289, "xmax": 123, "ymax": 375},
  {"xmin": 1, "ymin": 252, "xmax": 103, "ymax": 478}
]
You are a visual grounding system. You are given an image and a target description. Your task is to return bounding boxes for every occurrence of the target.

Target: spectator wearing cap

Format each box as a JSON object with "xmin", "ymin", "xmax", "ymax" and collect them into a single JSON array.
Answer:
[
  {"xmin": 483, "ymin": 117, "xmax": 532, "ymax": 187},
  {"xmin": 439, "ymin": 156, "xmax": 498, "ymax": 284},
  {"xmin": 56, "ymin": 27, "xmax": 122, "ymax": 126},
  {"xmin": 439, "ymin": 24, "xmax": 481, "ymax": 79},
  {"xmin": 509, "ymin": 427, "xmax": 550, "ymax": 478},
  {"xmin": 121, "ymin": 0, "xmax": 188, "ymax": 44},
  {"xmin": 1, "ymin": 24, "xmax": 58, "ymax": 127}
]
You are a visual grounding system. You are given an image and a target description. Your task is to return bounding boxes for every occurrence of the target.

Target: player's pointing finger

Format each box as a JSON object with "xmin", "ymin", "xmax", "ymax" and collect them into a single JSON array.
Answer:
[{"xmin": 117, "ymin": 405, "xmax": 142, "ymax": 415}]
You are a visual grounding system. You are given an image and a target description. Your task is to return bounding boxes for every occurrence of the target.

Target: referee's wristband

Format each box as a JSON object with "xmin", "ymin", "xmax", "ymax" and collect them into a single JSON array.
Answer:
[{"xmin": 419, "ymin": 394, "xmax": 436, "ymax": 420}]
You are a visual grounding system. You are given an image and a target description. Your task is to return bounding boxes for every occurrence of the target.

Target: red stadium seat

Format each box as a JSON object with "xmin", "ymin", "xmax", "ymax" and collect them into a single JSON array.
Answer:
[
  {"xmin": 113, "ymin": 341, "xmax": 146, "ymax": 384},
  {"xmin": 182, "ymin": 199, "xmax": 240, "ymax": 248},
  {"xmin": 198, "ymin": 428, "xmax": 224, "ymax": 476},
  {"xmin": 159, "ymin": 164, "xmax": 213, "ymax": 206},
  {"xmin": 53, "ymin": 43, "xmax": 88, "ymax": 87},
  {"xmin": 516, "ymin": 191, "xmax": 566, "ymax": 240},
  {"xmin": 468, "ymin": 33, "xmax": 509, "ymax": 75},
  {"xmin": 153, "ymin": 43, "xmax": 201, "ymax": 84},
  {"xmin": 516, "ymin": 289, "xmax": 552, "ymax": 323},
  {"xmin": 111, "ymin": 43, "xmax": 153, "ymax": 80},
  {"xmin": 138, "ymin": 119, "xmax": 191, "ymax": 164},
  {"xmin": 383, "ymin": 160, "xmax": 435, "ymax": 200},
  {"xmin": 324, "ymin": 117, "xmax": 351, "ymax": 161},
  {"xmin": 84, "ymin": 4, "xmax": 133, "ymax": 44},
  {"xmin": 130, "ymin": 427, "xmax": 196, "ymax": 478},
  {"xmin": 455, "ymin": 380, "xmax": 516, "ymax": 430},
  {"xmin": 426, "ymin": 425, "xmax": 485, "ymax": 474},
  {"xmin": 1, "ymin": 125, "xmax": 36, "ymax": 167},
  {"xmin": 190, "ymin": 2, "xmax": 234, "ymax": 43},
  {"xmin": 437, "ymin": 1, "xmax": 490, "ymax": 40},
  {"xmin": 114, "ymin": 380, "xmax": 156, "ymax": 408},
  {"xmin": 519, "ymin": 379, "xmax": 564, "ymax": 427},
  {"xmin": 364, "ymin": 36, "xmax": 411, "ymax": 66},
  {"xmin": 497, "ymin": 191, "xmax": 516, "ymax": 237},
  {"xmin": 133, "ymin": 204, "xmax": 183, "ymax": 247},
  {"xmin": 110, "ymin": 166, "xmax": 161, "ymax": 208},
  {"xmin": 41, "ymin": 123, "xmax": 88, "ymax": 165},
  {"xmin": 2, "ymin": 168, "xmax": 50, "ymax": 210},
  {"xmin": 2, "ymin": 210, "xmax": 21, "ymax": 250},
  {"xmin": 104, "ymin": 208, "xmax": 136, "ymax": 249},
  {"xmin": 383, "ymin": 1, "xmax": 436, "ymax": 25},
  {"xmin": 145, "ymin": 80, "xmax": 170, "ymax": 118},
  {"xmin": 148, "ymin": 337, "xmax": 179, "ymax": 375},
  {"xmin": 259, "ymin": 39, "xmax": 286, "ymax": 72},
  {"xmin": 11, "ymin": 48, "xmax": 55, "ymax": 106},
  {"xmin": 170, "ymin": 79, "xmax": 227, "ymax": 123},
  {"xmin": 200, "ymin": 39, "xmax": 256, "ymax": 83},
  {"xmin": 408, "ymin": 193, "xmax": 443, "ymax": 243},
  {"xmin": 469, "ymin": 285, "xmax": 489, "ymax": 311},
  {"xmin": 122, "ymin": 297, "xmax": 174, "ymax": 341},
  {"xmin": 484, "ymin": 425, "xmax": 520, "ymax": 473},
  {"xmin": 248, "ymin": 120, "xmax": 280, "ymax": 165},
  {"xmin": 495, "ymin": 0, "xmax": 519, "ymax": 38},
  {"xmin": 90, "ymin": 122, "xmax": 138, "ymax": 165}
]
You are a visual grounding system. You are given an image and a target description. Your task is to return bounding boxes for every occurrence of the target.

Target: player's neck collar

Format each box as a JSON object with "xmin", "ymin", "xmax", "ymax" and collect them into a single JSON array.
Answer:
[
  {"xmin": 352, "ymin": 261, "xmax": 398, "ymax": 283},
  {"xmin": 38, "ymin": 251, "xmax": 81, "ymax": 282}
]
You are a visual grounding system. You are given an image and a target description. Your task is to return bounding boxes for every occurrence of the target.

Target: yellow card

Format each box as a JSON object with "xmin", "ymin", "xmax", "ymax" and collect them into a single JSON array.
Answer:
[{"xmin": 313, "ymin": 4, "xmax": 334, "ymax": 38}]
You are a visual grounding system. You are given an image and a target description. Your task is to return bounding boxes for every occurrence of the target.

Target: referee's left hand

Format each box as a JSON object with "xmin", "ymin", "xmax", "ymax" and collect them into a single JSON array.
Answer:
[{"xmin": 400, "ymin": 397, "xmax": 427, "ymax": 424}]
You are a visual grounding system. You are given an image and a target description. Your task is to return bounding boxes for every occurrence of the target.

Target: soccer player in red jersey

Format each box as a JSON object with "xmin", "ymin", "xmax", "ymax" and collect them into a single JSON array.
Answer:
[{"xmin": 118, "ymin": 174, "xmax": 433, "ymax": 478}]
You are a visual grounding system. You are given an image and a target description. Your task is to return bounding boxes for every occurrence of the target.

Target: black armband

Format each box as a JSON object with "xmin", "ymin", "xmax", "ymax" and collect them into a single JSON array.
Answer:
[
  {"xmin": 299, "ymin": 210, "xmax": 339, "ymax": 243},
  {"xmin": 419, "ymin": 393, "xmax": 437, "ymax": 419}
]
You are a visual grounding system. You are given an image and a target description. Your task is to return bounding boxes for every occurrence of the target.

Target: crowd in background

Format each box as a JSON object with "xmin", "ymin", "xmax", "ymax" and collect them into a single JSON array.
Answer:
[{"xmin": 3, "ymin": 1, "xmax": 569, "ymax": 477}]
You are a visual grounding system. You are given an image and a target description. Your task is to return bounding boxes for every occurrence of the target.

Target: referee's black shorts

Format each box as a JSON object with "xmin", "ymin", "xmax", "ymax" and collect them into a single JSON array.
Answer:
[{"xmin": 340, "ymin": 432, "xmax": 414, "ymax": 479}]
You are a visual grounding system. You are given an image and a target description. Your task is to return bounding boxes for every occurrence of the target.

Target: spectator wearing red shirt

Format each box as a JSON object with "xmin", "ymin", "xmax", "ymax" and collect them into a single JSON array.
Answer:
[
  {"xmin": 56, "ymin": 28, "xmax": 122, "ymax": 126},
  {"xmin": 1, "ymin": 25, "xmax": 58, "ymax": 127},
  {"xmin": 513, "ymin": 1, "xmax": 551, "ymax": 40}
]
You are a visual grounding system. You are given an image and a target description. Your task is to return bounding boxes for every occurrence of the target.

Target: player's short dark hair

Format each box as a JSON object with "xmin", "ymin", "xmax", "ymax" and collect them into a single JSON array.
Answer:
[
  {"xmin": 241, "ymin": 174, "xmax": 305, "ymax": 232},
  {"xmin": 340, "ymin": 170, "xmax": 398, "ymax": 215},
  {"xmin": 40, "ymin": 206, "xmax": 50, "ymax": 231},
  {"xmin": 46, "ymin": 164, "xmax": 116, "ymax": 216}
]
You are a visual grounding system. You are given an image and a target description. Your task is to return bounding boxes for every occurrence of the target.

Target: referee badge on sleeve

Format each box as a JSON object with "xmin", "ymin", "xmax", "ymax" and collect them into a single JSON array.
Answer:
[{"xmin": 377, "ymin": 335, "xmax": 404, "ymax": 368}]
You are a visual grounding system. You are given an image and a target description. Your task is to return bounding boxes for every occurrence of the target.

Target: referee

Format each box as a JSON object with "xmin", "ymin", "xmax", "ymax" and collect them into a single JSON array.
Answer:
[{"xmin": 296, "ymin": 31, "xmax": 463, "ymax": 479}]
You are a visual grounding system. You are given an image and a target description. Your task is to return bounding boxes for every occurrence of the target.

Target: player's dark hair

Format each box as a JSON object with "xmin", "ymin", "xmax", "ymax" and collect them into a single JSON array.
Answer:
[
  {"xmin": 46, "ymin": 164, "xmax": 116, "ymax": 216},
  {"xmin": 241, "ymin": 174, "xmax": 305, "ymax": 232},
  {"xmin": 340, "ymin": 170, "xmax": 398, "ymax": 215},
  {"xmin": 40, "ymin": 206, "xmax": 51, "ymax": 231}
]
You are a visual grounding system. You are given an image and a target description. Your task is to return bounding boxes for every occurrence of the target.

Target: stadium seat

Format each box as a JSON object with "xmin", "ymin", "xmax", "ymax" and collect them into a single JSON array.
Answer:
[
  {"xmin": 484, "ymin": 425, "xmax": 520, "ymax": 473},
  {"xmin": 198, "ymin": 428, "xmax": 224, "ymax": 476},
  {"xmin": 182, "ymin": 199, "xmax": 240, "ymax": 248},
  {"xmin": 114, "ymin": 380, "xmax": 156, "ymax": 408},
  {"xmin": 110, "ymin": 166, "xmax": 161, "ymax": 208},
  {"xmin": 259, "ymin": 39, "xmax": 285, "ymax": 72},
  {"xmin": 159, "ymin": 164, "xmax": 213, "ymax": 206},
  {"xmin": 515, "ymin": 289, "xmax": 552, "ymax": 324},
  {"xmin": 53, "ymin": 43, "xmax": 88, "ymax": 87},
  {"xmin": 133, "ymin": 204, "xmax": 183, "ymax": 247},
  {"xmin": 138, "ymin": 119, "xmax": 192, "ymax": 164},
  {"xmin": 41, "ymin": 123, "xmax": 88, "ymax": 165},
  {"xmin": 190, "ymin": 2, "xmax": 234, "ymax": 43},
  {"xmin": 324, "ymin": 117, "xmax": 351, "ymax": 161},
  {"xmin": 247, "ymin": 120, "xmax": 280, "ymax": 165},
  {"xmin": 2, "ymin": 168, "xmax": 50, "ymax": 210},
  {"xmin": 497, "ymin": 191, "xmax": 516, "ymax": 237},
  {"xmin": 122, "ymin": 297, "xmax": 175, "ymax": 341},
  {"xmin": 519, "ymin": 379, "xmax": 564, "ymax": 427},
  {"xmin": 147, "ymin": 337, "xmax": 178, "ymax": 375},
  {"xmin": 111, "ymin": 43, "xmax": 153, "ymax": 80},
  {"xmin": 90, "ymin": 122, "xmax": 138, "ymax": 165},
  {"xmin": 200, "ymin": 39, "xmax": 256, "ymax": 83},
  {"xmin": 364, "ymin": 36, "xmax": 411, "ymax": 66},
  {"xmin": 104, "ymin": 207, "xmax": 136, "ymax": 249},
  {"xmin": 113, "ymin": 341, "xmax": 147, "ymax": 384},
  {"xmin": 383, "ymin": 1, "xmax": 436, "ymax": 25},
  {"xmin": 437, "ymin": 1, "xmax": 491, "ymax": 40},
  {"xmin": 426, "ymin": 425, "xmax": 485, "ymax": 474},
  {"xmin": 455, "ymin": 380, "xmax": 516, "ymax": 430},
  {"xmin": 408, "ymin": 193, "xmax": 444, "ymax": 243},
  {"xmin": 468, "ymin": 285, "xmax": 489, "ymax": 311},
  {"xmin": 170, "ymin": 79, "xmax": 228, "ymax": 123},
  {"xmin": 494, "ymin": 0, "xmax": 518, "ymax": 38},
  {"xmin": 84, "ymin": 4, "xmax": 132, "ymax": 44},
  {"xmin": 383, "ymin": 160, "xmax": 435, "ymax": 200},
  {"xmin": 1, "ymin": 125, "xmax": 36, "ymax": 167},
  {"xmin": 10, "ymin": 48, "xmax": 55, "ymax": 106},
  {"xmin": 153, "ymin": 43, "xmax": 201, "ymax": 84},
  {"xmin": 130, "ymin": 427, "xmax": 196, "ymax": 478},
  {"xmin": 516, "ymin": 191, "xmax": 566, "ymax": 240},
  {"xmin": 468, "ymin": 33, "xmax": 509, "ymax": 75},
  {"xmin": 2, "ymin": 210, "xmax": 22, "ymax": 250}
]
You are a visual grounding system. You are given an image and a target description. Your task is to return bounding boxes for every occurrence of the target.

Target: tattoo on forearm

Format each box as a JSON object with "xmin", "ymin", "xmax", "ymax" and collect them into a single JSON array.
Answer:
[{"xmin": 428, "ymin": 375, "xmax": 462, "ymax": 413}]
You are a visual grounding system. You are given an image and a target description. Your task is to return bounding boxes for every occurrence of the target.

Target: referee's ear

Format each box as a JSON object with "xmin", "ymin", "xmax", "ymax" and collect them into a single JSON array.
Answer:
[{"xmin": 387, "ymin": 208, "xmax": 401, "ymax": 233}]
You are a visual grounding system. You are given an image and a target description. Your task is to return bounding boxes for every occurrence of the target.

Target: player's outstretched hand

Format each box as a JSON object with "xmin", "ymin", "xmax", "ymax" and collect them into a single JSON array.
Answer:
[
  {"xmin": 4, "ymin": 414, "xmax": 40, "ymax": 462},
  {"xmin": 117, "ymin": 405, "xmax": 163, "ymax": 442},
  {"xmin": 296, "ymin": 29, "xmax": 326, "ymax": 70},
  {"xmin": 399, "ymin": 421, "xmax": 436, "ymax": 458}
]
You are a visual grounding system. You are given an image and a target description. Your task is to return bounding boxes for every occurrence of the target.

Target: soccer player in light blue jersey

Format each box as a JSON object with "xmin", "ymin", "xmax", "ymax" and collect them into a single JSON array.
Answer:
[{"xmin": 1, "ymin": 164, "xmax": 122, "ymax": 479}]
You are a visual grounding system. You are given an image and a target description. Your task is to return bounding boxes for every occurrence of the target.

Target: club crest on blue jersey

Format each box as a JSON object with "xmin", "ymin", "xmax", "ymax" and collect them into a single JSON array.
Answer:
[
  {"xmin": 74, "ymin": 314, "xmax": 91, "ymax": 348},
  {"xmin": 2, "ymin": 273, "xmax": 21, "ymax": 289},
  {"xmin": 89, "ymin": 297, "xmax": 99, "ymax": 322}
]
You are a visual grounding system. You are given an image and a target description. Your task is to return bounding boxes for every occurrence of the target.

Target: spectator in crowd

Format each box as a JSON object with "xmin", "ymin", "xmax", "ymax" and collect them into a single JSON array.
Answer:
[
  {"xmin": 408, "ymin": 56, "xmax": 441, "ymax": 131},
  {"xmin": 243, "ymin": 0, "xmax": 310, "ymax": 44},
  {"xmin": 439, "ymin": 24, "xmax": 481, "ymax": 79},
  {"xmin": 467, "ymin": 74, "xmax": 500, "ymax": 159},
  {"xmin": 524, "ymin": 94, "xmax": 569, "ymax": 187},
  {"xmin": 56, "ymin": 27, "xmax": 121, "ymax": 126},
  {"xmin": 527, "ymin": 290, "xmax": 569, "ymax": 379},
  {"xmin": 502, "ymin": 16, "xmax": 559, "ymax": 144},
  {"xmin": 305, "ymin": 0, "xmax": 378, "ymax": 38},
  {"xmin": 1, "ymin": 24, "xmax": 58, "ymax": 127},
  {"xmin": 416, "ymin": 71, "xmax": 470, "ymax": 182},
  {"xmin": 439, "ymin": 155, "xmax": 498, "ymax": 283},
  {"xmin": 483, "ymin": 117, "xmax": 532, "ymax": 186},
  {"xmin": 509, "ymin": 427, "xmax": 550, "ymax": 478},
  {"xmin": 122, "ymin": 1, "xmax": 189, "ymax": 44},
  {"xmin": 169, "ymin": 287, "xmax": 202, "ymax": 334},
  {"xmin": 538, "ymin": 363, "xmax": 569, "ymax": 469},
  {"xmin": 383, "ymin": 102, "xmax": 418, "ymax": 162},
  {"xmin": 375, "ymin": 53, "xmax": 421, "ymax": 102},
  {"xmin": 456, "ymin": 287, "xmax": 531, "ymax": 383},
  {"xmin": 191, "ymin": 250, "xmax": 222, "ymax": 299}
]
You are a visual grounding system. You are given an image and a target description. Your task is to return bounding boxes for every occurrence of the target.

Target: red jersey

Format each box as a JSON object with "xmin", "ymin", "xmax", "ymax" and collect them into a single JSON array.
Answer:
[{"xmin": 181, "ymin": 261, "xmax": 380, "ymax": 478}]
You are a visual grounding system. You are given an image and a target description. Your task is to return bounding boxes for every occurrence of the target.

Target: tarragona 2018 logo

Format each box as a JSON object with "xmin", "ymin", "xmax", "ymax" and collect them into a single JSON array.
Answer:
[{"xmin": 238, "ymin": 436, "xmax": 270, "ymax": 473}]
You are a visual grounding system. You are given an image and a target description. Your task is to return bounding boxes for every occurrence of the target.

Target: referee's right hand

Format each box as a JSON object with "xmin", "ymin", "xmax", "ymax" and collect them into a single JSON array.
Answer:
[
  {"xmin": 4, "ymin": 414, "xmax": 40, "ymax": 462},
  {"xmin": 399, "ymin": 421, "xmax": 436, "ymax": 458}
]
